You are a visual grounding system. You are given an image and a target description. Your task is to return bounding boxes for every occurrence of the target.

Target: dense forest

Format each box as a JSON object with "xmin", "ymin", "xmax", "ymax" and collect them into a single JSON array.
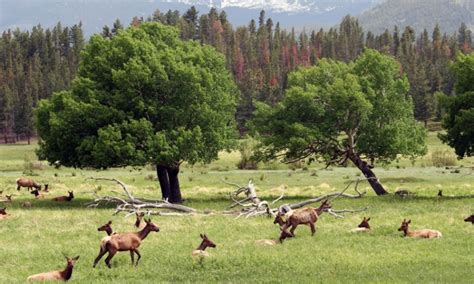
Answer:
[{"xmin": 0, "ymin": 6, "xmax": 472, "ymax": 142}]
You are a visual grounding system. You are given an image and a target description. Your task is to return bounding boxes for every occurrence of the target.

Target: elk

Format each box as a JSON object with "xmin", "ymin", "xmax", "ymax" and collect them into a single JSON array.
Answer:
[
  {"xmin": 192, "ymin": 234, "xmax": 217, "ymax": 257},
  {"xmin": 27, "ymin": 255, "xmax": 79, "ymax": 281},
  {"xmin": 464, "ymin": 215, "xmax": 474, "ymax": 224},
  {"xmin": 350, "ymin": 217, "xmax": 371, "ymax": 232},
  {"xmin": 16, "ymin": 177, "xmax": 41, "ymax": 191},
  {"xmin": 274, "ymin": 200, "xmax": 332, "ymax": 237},
  {"xmin": 31, "ymin": 189, "xmax": 44, "ymax": 199},
  {"xmin": 52, "ymin": 191, "xmax": 74, "ymax": 202},
  {"xmin": 1, "ymin": 194, "xmax": 12, "ymax": 203},
  {"xmin": 93, "ymin": 218, "xmax": 160, "ymax": 268},
  {"xmin": 98, "ymin": 221, "xmax": 114, "ymax": 236},
  {"xmin": 398, "ymin": 219, "xmax": 442, "ymax": 238},
  {"xmin": 255, "ymin": 228, "xmax": 294, "ymax": 246},
  {"xmin": 0, "ymin": 207, "xmax": 8, "ymax": 220},
  {"xmin": 135, "ymin": 212, "xmax": 145, "ymax": 229},
  {"xmin": 43, "ymin": 184, "xmax": 49, "ymax": 192}
]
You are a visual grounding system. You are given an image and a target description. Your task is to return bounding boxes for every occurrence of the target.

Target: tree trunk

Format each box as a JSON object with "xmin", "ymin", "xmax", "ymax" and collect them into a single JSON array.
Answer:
[
  {"xmin": 155, "ymin": 164, "xmax": 183, "ymax": 204},
  {"xmin": 348, "ymin": 153, "xmax": 388, "ymax": 195},
  {"xmin": 167, "ymin": 166, "xmax": 182, "ymax": 204}
]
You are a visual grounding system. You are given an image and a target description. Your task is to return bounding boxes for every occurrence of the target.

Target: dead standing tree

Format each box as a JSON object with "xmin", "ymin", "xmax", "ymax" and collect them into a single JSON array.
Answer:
[
  {"xmin": 86, "ymin": 178, "xmax": 196, "ymax": 216},
  {"xmin": 225, "ymin": 178, "xmax": 370, "ymax": 218}
]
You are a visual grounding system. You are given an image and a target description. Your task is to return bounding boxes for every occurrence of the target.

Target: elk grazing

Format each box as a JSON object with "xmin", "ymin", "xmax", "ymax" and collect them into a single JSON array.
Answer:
[
  {"xmin": 192, "ymin": 234, "xmax": 217, "ymax": 257},
  {"xmin": 398, "ymin": 219, "xmax": 442, "ymax": 238},
  {"xmin": 135, "ymin": 212, "xmax": 145, "ymax": 229},
  {"xmin": 27, "ymin": 255, "xmax": 79, "ymax": 281},
  {"xmin": 31, "ymin": 189, "xmax": 44, "ymax": 199},
  {"xmin": 464, "ymin": 215, "xmax": 474, "ymax": 224},
  {"xmin": 52, "ymin": 191, "xmax": 74, "ymax": 202},
  {"xmin": 93, "ymin": 218, "xmax": 160, "ymax": 268},
  {"xmin": 255, "ymin": 228, "xmax": 294, "ymax": 246},
  {"xmin": 274, "ymin": 200, "xmax": 332, "ymax": 237},
  {"xmin": 0, "ymin": 207, "xmax": 8, "ymax": 220},
  {"xmin": 16, "ymin": 177, "xmax": 41, "ymax": 191},
  {"xmin": 350, "ymin": 217, "xmax": 371, "ymax": 232}
]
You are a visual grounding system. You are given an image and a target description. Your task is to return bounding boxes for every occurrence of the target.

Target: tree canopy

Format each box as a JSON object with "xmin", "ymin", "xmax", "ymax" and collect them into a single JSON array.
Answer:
[
  {"xmin": 439, "ymin": 52, "xmax": 474, "ymax": 158},
  {"xmin": 251, "ymin": 49, "xmax": 426, "ymax": 195},
  {"xmin": 36, "ymin": 22, "xmax": 238, "ymax": 202}
]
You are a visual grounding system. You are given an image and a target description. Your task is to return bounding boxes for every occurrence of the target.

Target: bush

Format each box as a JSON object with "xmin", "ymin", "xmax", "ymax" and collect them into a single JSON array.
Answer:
[
  {"xmin": 237, "ymin": 137, "xmax": 259, "ymax": 170},
  {"xmin": 23, "ymin": 155, "xmax": 41, "ymax": 176},
  {"xmin": 431, "ymin": 149, "xmax": 457, "ymax": 167}
]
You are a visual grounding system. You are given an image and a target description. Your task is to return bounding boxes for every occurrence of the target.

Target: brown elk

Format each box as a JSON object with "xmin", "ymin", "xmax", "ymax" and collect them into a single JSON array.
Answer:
[
  {"xmin": 27, "ymin": 255, "xmax": 79, "ymax": 281},
  {"xmin": 0, "ymin": 207, "xmax": 8, "ymax": 220},
  {"xmin": 274, "ymin": 200, "xmax": 332, "ymax": 237},
  {"xmin": 398, "ymin": 219, "xmax": 442, "ymax": 238},
  {"xmin": 16, "ymin": 177, "xmax": 41, "ymax": 191},
  {"xmin": 52, "ymin": 191, "xmax": 74, "ymax": 202},
  {"xmin": 43, "ymin": 184, "xmax": 49, "ymax": 192},
  {"xmin": 31, "ymin": 189, "xmax": 44, "ymax": 199},
  {"xmin": 192, "ymin": 234, "xmax": 217, "ymax": 257},
  {"xmin": 135, "ymin": 212, "xmax": 145, "ymax": 228},
  {"xmin": 464, "ymin": 215, "xmax": 474, "ymax": 224},
  {"xmin": 93, "ymin": 218, "xmax": 160, "ymax": 268},
  {"xmin": 350, "ymin": 217, "xmax": 371, "ymax": 232},
  {"xmin": 255, "ymin": 228, "xmax": 294, "ymax": 246}
]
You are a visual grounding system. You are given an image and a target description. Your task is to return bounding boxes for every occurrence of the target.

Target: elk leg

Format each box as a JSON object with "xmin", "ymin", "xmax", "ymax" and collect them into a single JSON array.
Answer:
[
  {"xmin": 104, "ymin": 249, "xmax": 117, "ymax": 269},
  {"xmin": 17, "ymin": 185, "xmax": 20, "ymax": 191},
  {"xmin": 134, "ymin": 249, "xmax": 141, "ymax": 266},
  {"xmin": 310, "ymin": 223, "xmax": 316, "ymax": 236},
  {"xmin": 290, "ymin": 224, "xmax": 297, "ymax": 236},
  {"xmin": 93, "ymin": 248, "xmax": 107, "ymax": 268},
  {"xmin": 129, "ymin": 250, "xmax": 135, "ymax": 265}
]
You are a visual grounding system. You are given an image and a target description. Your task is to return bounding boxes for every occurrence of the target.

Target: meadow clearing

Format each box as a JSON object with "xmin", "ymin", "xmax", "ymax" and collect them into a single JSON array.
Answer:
[{"xmin": 0, "ymin": 131, "xmax": 473, "ymax": 283}]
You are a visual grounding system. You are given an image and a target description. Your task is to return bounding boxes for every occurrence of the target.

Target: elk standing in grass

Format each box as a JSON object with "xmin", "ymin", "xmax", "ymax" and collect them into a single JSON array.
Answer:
[
  {"xmin": 27, "ymin": 255, "xmax": 79, "ymax": 281},
  {"xmin": 255, "ymin": 228, "xmax": 294, "ymax": 246},
  {"xmin": 0, "ymin": 207, "xmax": 8, "ymax": 220},
  {"xmin": 464, "ymin": 215, "xmax": 474, "ymax": 224},
  {"xmin": 350, "ymin": 217, "xmax": 371, "ymax": 232},
  {"xmin": 52, "ymin": 191, "xmax": 74, "ymax": 202},
  {"xmin": 192, "ymin": 234, "xmax": 216, "ymax": 257},
  {"xmin": 398, "ymin": 219, "xmax": 442, "ymax": 238},
  {"xmin": 16, "ymin": 177, "xmax": 41, "ymax": 191},
  {"xmin": 274, "ymin": 200, "xmax": 332, "ymax": 237},
  {"xmin": 93, "ymin": 218, "xmax": 160, "ymax": 268}
]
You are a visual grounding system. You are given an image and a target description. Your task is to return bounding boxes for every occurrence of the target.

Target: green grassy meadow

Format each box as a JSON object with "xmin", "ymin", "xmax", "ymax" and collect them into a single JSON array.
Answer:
[{"xmin": 0, "ymin": 132, "xmax": 473, "ymax": 283}]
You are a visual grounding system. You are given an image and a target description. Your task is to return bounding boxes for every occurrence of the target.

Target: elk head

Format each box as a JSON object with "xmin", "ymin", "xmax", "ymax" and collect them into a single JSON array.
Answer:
[
  {"xmin": 97, "ymin": 221, "xmax": 113, "ymax": 235},
  {"xmin": 65, "ymin": 255, "xmax": 80, "ymax": 266},
  {"xmin": 68, "ymin": 191, "xmax": 74, "ymax": 199},
  {"xmin": 358, "ymin": 217, "xmax": 371, "ymax": 229},
  {"xmin": 135, "ymin": 212, "xmax": 145, "ymax": 228},
  {"xmin": 0, "ymin": 207, "xmax": 6, "ymax": 215},
  {"xmin": 398, "ymin": 219, "xmax": 411, "ymax": 232},
  {"xmin": 279, "ymin": 228, "xmax": 294, "ymax": 243},
  {"xmin": 464, "ymin": 215, "xmax": 474, "ymax": 224},
  {"xmin": 273, "ymin": 214, "xmax": 286, "ymax": 226},
  {"xmin": 199, "ymin": 234, "xmax": 216, "ymax": 250},
  {"xmin": 144, "ymin": 218, "xmax": 160, "ymax": 232}
]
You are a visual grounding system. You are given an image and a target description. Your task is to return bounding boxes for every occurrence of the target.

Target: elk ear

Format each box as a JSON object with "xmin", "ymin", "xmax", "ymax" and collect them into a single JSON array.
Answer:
[
  {"xmin": 408, "ymin": 219, "xmax": 411, "ymax": 224},
  {"xmin": 73, "ymin": 256, "xmax": 80, "ymax": 260},
  {"xmin": 367, "ymin": 217, "xmax": 371, "ymax": 221},
  {"xmin": 108, "ymin": 220, "xmax": 112, "ymax": 225},
  {"xmin": 204, "ymin": 234, "xmax": 208, "ymax": 239}
]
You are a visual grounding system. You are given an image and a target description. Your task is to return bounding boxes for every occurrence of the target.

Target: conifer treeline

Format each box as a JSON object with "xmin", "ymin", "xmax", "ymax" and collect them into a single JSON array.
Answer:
[
  {"xmin": 0, "ymin": 23, "xmax": 84, "ymax": 143},
  {"xmin": 1, "ymin": 7, "xmax": 472, "ymax": 141}
]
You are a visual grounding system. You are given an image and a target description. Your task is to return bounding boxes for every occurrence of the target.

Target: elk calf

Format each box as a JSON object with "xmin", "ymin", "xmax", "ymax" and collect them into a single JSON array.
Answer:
[
  {"xmin": 350, "ymin": 217, "xmax": 371, "ymax": 232},
  {"xmin": 52, "ymin": 191, "xmax": 74, "ymax": 202},
  {"xmin": 16, "ymin": 177, "xmax": 41, "ymax": 191},
  {"xmin": 274, "ymin": 200, "xmax": 332, "ymax": 237},
  {"xmin": 192, "ymin": 234, "xmax": 216, "ymax": 257},
  {"xmin": 93, "ymin": 218, "xmax": 159, "ymax": 268},
  {"xmin": 464, "ymin": 215, "xmax": 474, "ymax": 224},
  {"xmin": 398, "ymin": 219, "xmax": 442, "ymax": 238},
  {"xmin": 27, "ymin": 256, "xmax": 79, "ymax": 281},
  {"xmin": 0, "ymin": 207, "xmax": 8, "ymax": 220}
]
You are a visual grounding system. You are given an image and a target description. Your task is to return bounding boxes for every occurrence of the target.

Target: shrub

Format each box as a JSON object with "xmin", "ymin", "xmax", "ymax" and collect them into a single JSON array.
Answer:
[
  {"xmin": 23, "ymin": 155, "xmax": 39, "ymax": 176},
  {"xmin": 431, "ymin": 149, "xmax": 457, "ymax": 167},
  {"xmin": 237, "ymin": 137, "xmax": 259, "ymax": 170}
]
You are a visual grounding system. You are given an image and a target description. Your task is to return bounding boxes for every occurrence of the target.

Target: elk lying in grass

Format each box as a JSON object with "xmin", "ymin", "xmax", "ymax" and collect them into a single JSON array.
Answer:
[
  {"xmin": 16, "ymin": 177, "xmax": 41, "ymax": 191},
  {"xmin": 135, "ymin": 212, "xmax": 145, "ymax": 229},
  {"xmin": 255, "ymin": 228, "xmax": 294, "ymax": 246},
  {"xmin": 350, "ymin": 217, "xmax": 371, "ymax": 232},
  {"xmin": 52, "ymin": 191, "xmax": 74, "ymax": 202},
  {"xmin": 93, "ymin": 218, "xmax": 159, "ymax": 268},
  {"xmin": 398, "ymin": 219, "xmax": 442, "ymax": 238},
  {"xmin": 274, "ymin": 200, "xmax": 332, "ymax": 237},
  {"xmin": 464, "ymin": 215, "xmax": 474, "ymax": 224},
  {"xmin": 27, "ymin": 255, "xmax": 79, "ymax": 281},
  {"xmin": 0, "ymin": 207, "xmax": 8, "ymax": 220},
  {"xmin": 31, "ymin": 189, "xmax": 44, "ymax": 199},
  {"xmin": 192, "ymin": 234, "xmax": 217, "ymax": 257},
  {"xmin": 0, "ymin": 194, "xmax": 12, "ymax": 203}
]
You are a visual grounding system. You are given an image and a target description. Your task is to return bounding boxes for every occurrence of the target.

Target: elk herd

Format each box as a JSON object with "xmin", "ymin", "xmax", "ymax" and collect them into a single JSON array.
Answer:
[{"xmin": 0, "ymin": 177, "xmax": 472, "ymax": 281}]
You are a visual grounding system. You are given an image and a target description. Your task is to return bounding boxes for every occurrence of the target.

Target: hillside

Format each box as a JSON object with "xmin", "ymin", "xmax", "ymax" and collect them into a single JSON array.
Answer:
[{"xmin": 359, "ymin": 0, "xmax": 474, "ymax": 34}]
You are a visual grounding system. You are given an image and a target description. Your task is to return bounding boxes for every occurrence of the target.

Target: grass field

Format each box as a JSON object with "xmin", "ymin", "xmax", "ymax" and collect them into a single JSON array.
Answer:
[{"xmin": 0, "ymin": 132, "xmax": 473, "ymax": 283}]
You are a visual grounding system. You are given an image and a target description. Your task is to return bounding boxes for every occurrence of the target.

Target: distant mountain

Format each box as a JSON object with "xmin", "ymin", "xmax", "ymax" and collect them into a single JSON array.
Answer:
[
  {"xmin": 359, "ymin": 0, "xmax": 474, "ymax": 34},
  {"xmin": 0, "ymin": 0, "xmax": 381, "ymax": 37}
]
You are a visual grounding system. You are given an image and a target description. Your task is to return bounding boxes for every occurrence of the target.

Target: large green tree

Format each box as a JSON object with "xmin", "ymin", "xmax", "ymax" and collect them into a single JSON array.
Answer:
[
  {"xmin": 36, "ymin": 22, "xmax": 238, "ymax": 203},
  {"xmin": 439, "ymin": 52, "xmax": 474, "ymax": 158},
  {"xmin": 251, "ymin": 49, "xmax": 426, "ymax": 195}
]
